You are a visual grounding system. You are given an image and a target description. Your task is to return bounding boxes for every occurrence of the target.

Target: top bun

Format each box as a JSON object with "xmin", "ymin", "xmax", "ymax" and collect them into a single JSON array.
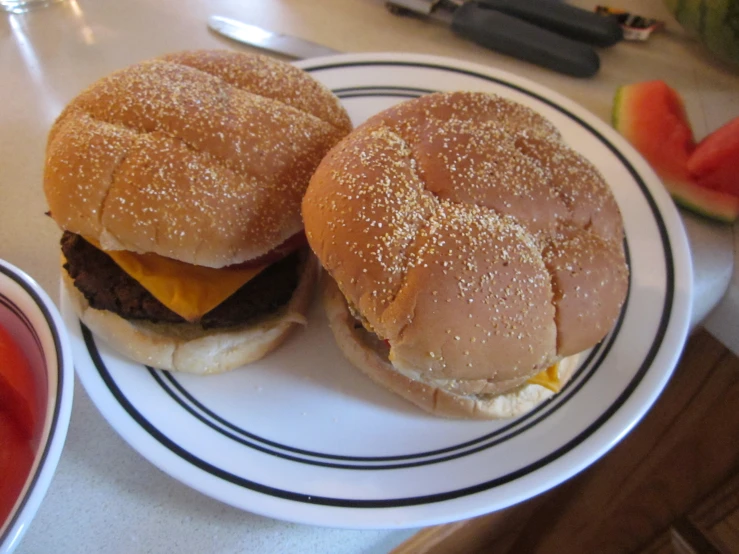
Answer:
[
  {"xmin": 45, "ymin": 50, "xmax": 352, "ymax": 268},
  {"xmin": 303, "ymin": 92, "xmax": 628, "ymax": 389}
]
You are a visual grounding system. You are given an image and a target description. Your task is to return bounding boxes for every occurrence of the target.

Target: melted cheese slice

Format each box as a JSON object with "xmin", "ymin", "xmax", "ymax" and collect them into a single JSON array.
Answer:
[
  {"xmin": 87, "ymin": 239, "xmax": 268, "ymax": 322},
  {"xmin": 526, "ymin": 363, "xmax": 561, "ymax": 393}
]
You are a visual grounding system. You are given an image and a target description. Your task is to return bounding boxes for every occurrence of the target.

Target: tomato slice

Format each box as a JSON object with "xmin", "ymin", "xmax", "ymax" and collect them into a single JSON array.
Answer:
[
  {"xmin": 0, "ymin": 324, "xmax": 37, "ymax": 439},
  {"xmin": 0, "ymin": 411, "xmax": 34, "ymax": 526}
]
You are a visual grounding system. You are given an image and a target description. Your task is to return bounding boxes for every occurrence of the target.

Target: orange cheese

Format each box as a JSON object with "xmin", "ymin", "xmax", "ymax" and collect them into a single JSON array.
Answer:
[
  {"xmin": 526, "ymin": 363, "xmax": 561, "ymax": 392},
  {"xmin": 87, "ymin": 239, "xmax": 268, "ymax": 322}
]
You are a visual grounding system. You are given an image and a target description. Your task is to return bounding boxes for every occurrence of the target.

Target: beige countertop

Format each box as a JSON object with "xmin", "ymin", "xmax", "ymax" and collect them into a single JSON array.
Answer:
[{"xmin": 1, "ymin": 0, "xmax": 737, "ymax": 552}]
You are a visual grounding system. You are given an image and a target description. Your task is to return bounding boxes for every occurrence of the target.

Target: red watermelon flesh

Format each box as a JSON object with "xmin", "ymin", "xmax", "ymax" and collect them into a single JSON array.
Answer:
[
  {"xmin": 688, "ymin": 116, "xmax": 739, "ymax": 197},
  {"xmin": 613, "ymin": 80, "xmax": 695, "ymax": 182}
]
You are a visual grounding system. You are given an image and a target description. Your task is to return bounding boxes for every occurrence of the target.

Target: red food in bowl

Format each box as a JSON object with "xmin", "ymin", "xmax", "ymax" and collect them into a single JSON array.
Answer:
[
  {"xmin": 0, "ymin": 323, "xmax": 39, "ymax": 439},
  {"xmin": 0, "ymin": 413, "xmax": 34, "ymax": 525},
  {"xmin": 0, "ymin": 323, "xmax": 40, "ymax": 526}
]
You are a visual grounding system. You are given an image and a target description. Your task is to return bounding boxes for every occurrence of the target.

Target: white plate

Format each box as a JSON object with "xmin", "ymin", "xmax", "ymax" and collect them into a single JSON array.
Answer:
[{"xmin": 62, "ymin": 53, "xmax": 692, "ymax": 529}]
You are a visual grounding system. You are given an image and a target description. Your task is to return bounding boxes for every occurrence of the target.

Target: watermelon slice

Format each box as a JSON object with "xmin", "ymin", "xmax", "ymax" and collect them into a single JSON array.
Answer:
[
  {"xmin": 688, "ymin": 116, "xmax": 739, "ymax": 197},
  {"xmin": 613, "ymin": 80, "xmax": 739, "ymax": 223}
]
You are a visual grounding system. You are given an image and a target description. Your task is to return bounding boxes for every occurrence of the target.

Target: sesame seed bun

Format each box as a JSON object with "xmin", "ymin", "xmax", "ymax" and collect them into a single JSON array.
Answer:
[
  {"xmin": 302, "ymin": 91, "xmax": 628, "ymax": 418},
  {"xmin": 63, "ymin": 252, "xmax": 319, "ymax": 375},
  {"xmin": 45, "ymin": 50, "xmax": 352, "ymax": 268},
  {"xmin": 46, "ymin": 50, "xmax": 352, "ymax": 373}
]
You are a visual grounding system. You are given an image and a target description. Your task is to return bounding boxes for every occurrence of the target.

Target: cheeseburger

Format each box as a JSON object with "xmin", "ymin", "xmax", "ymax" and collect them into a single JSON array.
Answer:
[
  {"xmin": 303, "ymin": 91, "xmax": 628, "ymax": 419},
  {"xmin": 45, "ymin": 50, "xmax": 352, "ymax": 374}
]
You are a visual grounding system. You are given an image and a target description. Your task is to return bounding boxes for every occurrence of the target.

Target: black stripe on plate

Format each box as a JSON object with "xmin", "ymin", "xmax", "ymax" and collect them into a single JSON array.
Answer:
[
  {"xmin": 86, "ymin": 323, "xmax": 622, "ymax": 506},
  {"xmin": 147, "ymin": 346, "xmax": 600, "ymax": 470},
  {"xmin": 333, "ymin": 85, "xmax": 435, "ymax": 99},
  {"xmin": 334, "ymin": 85, "xmax": 434, "ymax": 94},
  {"xmin": 0, "ymin": 294, "xmax": 44, "ymax": 355},
  {"xmin": 149, "ymin": 322, "xmax": 610, "ymax": 468},
  {"xmin": 0, "ymin": 266, "xmax": 65, "ymax": 541}
]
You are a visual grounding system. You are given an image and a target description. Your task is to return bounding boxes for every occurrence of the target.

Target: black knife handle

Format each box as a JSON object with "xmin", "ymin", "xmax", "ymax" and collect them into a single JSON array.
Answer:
[
  {"xmin": 476, "ymin": 0, "xmax": 623, "ymax": 47},
  {"xmin": 451, "ymin": 3, "xmax": 600, "ymax": 78}
]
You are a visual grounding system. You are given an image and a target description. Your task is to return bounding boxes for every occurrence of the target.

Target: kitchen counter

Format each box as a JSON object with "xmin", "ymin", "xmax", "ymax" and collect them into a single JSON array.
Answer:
[{"xmin": 1, "ymin": 0, "xmax": 737, "ymax": 552}]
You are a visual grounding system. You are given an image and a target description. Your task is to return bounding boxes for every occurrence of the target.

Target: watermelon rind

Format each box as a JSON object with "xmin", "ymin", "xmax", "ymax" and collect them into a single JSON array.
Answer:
[
  {"xmin": 612, "ymin": 86, "xmax": 625, "ymax": 129},
  {"xmin": 667, "ymin": 178, "xmax": 739, "ymax": 223}
]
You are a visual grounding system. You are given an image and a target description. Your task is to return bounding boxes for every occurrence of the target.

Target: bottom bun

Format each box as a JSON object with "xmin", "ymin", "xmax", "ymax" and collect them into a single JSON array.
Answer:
[
  {"xmin": 64, "ymin": 252, "xmax": 319, "ymax": 375},
  {"xmin": 323, "ymin": 277, "xmax": 579, "ymax": 419}
]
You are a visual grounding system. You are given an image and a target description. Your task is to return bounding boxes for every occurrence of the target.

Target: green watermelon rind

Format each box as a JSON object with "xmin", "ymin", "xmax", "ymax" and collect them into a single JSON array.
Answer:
[
  {"xmin": 611, "ymin": 86, "xmax": 630, "ymax": 133},
  {"xmin": 666, "ymin": 177, "xmax": 739, "ymax": 223},
  {"xmin": 612, "ymin": 83, "xmax": 739, "ymax": 224}
]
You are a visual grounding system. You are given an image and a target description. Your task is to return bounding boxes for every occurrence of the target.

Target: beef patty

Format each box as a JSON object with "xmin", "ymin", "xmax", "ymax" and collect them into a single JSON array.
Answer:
[{"xmin": 61, "ymin": 232, "xmax": 302, "ymax": 329}]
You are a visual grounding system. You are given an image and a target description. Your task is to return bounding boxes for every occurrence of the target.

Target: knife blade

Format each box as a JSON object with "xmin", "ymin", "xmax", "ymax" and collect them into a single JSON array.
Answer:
[{"xmin": 208, "ymin": 15, "xmax": 339, "ymax": 59}]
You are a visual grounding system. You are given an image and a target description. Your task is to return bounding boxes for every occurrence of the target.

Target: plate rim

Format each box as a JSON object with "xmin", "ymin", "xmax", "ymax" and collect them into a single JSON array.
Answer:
[{"xmin": 66, "ymin": 52, "xmax": 693, "ymax": 529}]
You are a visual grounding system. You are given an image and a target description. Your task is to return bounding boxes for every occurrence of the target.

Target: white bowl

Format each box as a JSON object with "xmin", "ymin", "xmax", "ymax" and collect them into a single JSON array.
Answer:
[{"xmin": 0, "ymin": 260, "xmax": 73, "ymax": 554}]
